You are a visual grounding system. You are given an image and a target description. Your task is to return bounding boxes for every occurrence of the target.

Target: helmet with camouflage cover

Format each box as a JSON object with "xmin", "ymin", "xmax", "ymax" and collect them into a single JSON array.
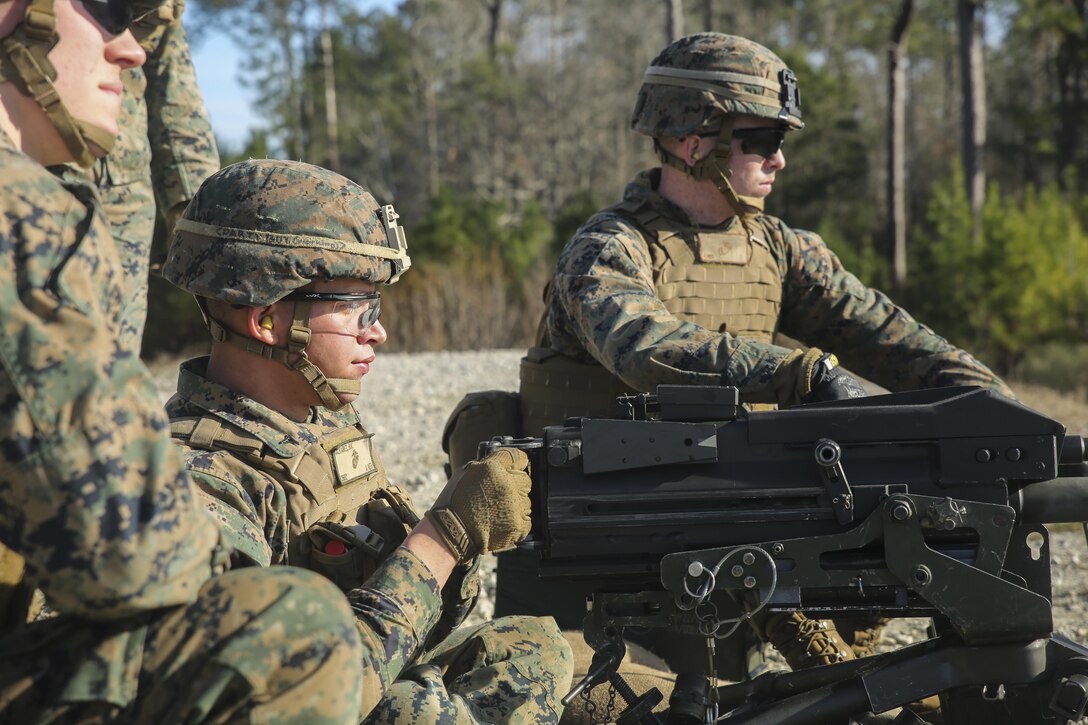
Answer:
[
  {"xmin": 631, "ymin": 33, "xmax": 803, "ymax": 222},
  {"xmin": 164, "ymin": 159, "xmax": 411, "ymax": 410},
  {"xmin": 631, "ymin": 32, "xmax": 802, "ymax": 139},
  {"xmin": 0, "ymin": 0, "xmax": 165, "ymax": 167}
]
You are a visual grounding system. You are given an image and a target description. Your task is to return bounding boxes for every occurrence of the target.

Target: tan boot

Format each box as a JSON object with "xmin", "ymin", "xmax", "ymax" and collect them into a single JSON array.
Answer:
[
  {"xmin": 763, "ymin": 611, "xmax": 856, "ymax": 669},
  {"xmin": 832, "ymin": 614, "xmax": 889, "ymax": 659}
]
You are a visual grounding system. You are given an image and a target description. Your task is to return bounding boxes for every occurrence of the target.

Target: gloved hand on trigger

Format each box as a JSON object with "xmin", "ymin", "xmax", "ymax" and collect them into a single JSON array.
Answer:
[
  {"xmin": 772, "ymin": 348, "xmax": 867, "ymax": 406},
  {"xmin": 803, "ymin": 352, "xmax": 867, "ymax": 403},
  {"xmin": 425, "ymin": 448, "xmax": 532, "ymax": 562}
]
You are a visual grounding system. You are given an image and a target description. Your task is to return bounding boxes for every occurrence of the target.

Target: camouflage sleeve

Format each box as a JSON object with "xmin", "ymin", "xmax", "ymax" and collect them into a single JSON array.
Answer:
[
  {"xmin": 372, "ymin": 478, "xmax": 479, "ymax": 637},
  {"xmin": 550, "ymin": 220, "xmax": 792, "ymax": 402},
  {"xmin": 184, "ymin": 466, "xmax": 279, "ymax": 569},
  {"xmin": 776, "ymin": 226, "xmax": 1014, "ymax": 397},
  {"xmin": 142, "ymin": 15, "xmax": 219, "ymax": 222},
  {"xmin": 347, "ymin": 547, "xmax": 444, "ymax": 715},
  {"xmin": 428, "ymin": 556, "xmax": 480, "ymax": 646},
  {"xmin": 0, "ymin": 160, "xmax": 220, "ymax": 619}
]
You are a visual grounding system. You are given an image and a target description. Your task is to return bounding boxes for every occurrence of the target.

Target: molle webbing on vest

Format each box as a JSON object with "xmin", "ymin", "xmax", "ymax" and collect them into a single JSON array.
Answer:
[
  {"xmin": 519, "ymin": 347, "xmax": 639, "ymax": 437},
  {"xmin": 625, "ymin": 199, "xmax": 782, "ymax": 342},
  {"xmin": 655, "ymin": 248, "xmax": 781, "ymax": 343},
  {"xmin": 170, "ymin": 415, "xmax": 388, "ymax": 533},
  {"xmin": 522, "ymin": 201, "xmax": 785, "ymax": 431}
]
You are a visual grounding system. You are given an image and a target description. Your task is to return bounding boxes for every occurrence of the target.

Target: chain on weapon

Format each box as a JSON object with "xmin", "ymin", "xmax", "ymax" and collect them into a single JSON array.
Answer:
[
  {"xmin": 578, "ymin": 677, "xmax": 618, "ymax": 724},
  {"xmin": 676, "ymin": 544, "xmax": 778, "ymax": 641}
]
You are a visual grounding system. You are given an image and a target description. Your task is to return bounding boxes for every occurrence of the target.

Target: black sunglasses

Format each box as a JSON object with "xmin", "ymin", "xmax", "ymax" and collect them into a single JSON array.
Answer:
[
  {"xmin": 78, "ymin": 0, "xmax": 135, "ymax": 36},
  {"xmin": 731, "ymin": 127, "xmax": 787, "ymax": 160}
]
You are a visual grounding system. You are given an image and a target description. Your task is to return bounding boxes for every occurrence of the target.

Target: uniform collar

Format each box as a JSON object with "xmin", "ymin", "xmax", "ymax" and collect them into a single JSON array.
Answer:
[
  {"xmin": 623, "ymin": 167, "xmax": 750, "ymax": 233},
  {"xmin": 173, "ymin": 356, "xmax": 362, "ymax": 457}
]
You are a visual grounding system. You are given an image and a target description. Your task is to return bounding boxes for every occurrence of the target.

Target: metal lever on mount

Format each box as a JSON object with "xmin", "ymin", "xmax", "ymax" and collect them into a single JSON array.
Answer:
[{"xmin": 814, "ymin": 438, "xmax": 854, "ymax": 525}]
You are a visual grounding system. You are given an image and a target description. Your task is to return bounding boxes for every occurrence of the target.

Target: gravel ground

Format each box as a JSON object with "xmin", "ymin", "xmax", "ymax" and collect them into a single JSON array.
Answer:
[
  {"xmin": 351, "ymin": 349, "xmax": 525, "ymax": 624},
  {"xmin": 151, "ymin": 349, "xmax": 1088, "ymax": 650}
]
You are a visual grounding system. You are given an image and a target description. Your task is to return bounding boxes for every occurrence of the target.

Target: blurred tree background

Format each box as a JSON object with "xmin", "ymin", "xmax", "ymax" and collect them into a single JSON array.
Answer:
[{"xmin": 144, "ymin": 0, "xmax": 1088, "ymax": 389}]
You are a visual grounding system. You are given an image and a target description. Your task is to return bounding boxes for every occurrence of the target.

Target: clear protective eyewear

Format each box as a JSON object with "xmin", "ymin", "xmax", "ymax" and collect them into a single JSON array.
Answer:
[{"xmin": 282, "ymin": 291, "xmax": 382, "ymax": 334}]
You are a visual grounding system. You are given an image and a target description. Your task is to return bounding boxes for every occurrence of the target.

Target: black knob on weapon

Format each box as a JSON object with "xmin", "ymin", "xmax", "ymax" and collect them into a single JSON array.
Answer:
[
  {"xmin": 561, "ymin": 647, "xmax": 620, "ymax": 707},
  {"xmin": 1050, "ymin": 671, "xmax": 1088, "ymax": 722},
  {"xmin": 612, "ymin": 671, "xmax": 664, "ymax": 725},
  {"xmin": 561, "ymin": 641, "xmax": 665, "ymax": 725},
  {"xmin": 668, "ymin": 672, "xmax": 710, "ymax": 724}
]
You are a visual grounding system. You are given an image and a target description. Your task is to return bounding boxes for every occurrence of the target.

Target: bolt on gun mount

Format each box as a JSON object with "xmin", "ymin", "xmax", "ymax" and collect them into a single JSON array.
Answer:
[{"xmin": 483, "ymin": 385, "xmax": 1088, "ymax": 724}]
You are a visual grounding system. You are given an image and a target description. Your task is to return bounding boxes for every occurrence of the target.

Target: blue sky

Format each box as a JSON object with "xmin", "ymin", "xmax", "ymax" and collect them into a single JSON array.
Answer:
[
  {"xmin": 187, "ymin": 2, "xmax": 398, "ymax": 150},
  {"xmin": 189, "ymin": 31, "xmax": 253, "ymax": 148}
]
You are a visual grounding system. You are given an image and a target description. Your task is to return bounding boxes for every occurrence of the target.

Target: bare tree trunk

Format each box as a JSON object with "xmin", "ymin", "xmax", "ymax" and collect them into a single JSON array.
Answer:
[
  {"xmin": 664, "ymin": 0, "xmax": 684, "ymax": 43},
  {"xmin": 281, "ymin": 23, "xmax": 303, "ymax": 159},
  {"xmin": 408, "ymin": 17, "xmax": 440, "ymax": 198},
  {"xmin": 542, "ymin": 0, "xmax": 560, "ymax": 214},
  {"xmin": 887, "ymin": 0, "xmax": 913, "ymax": 294},
  {"xmin": 319, "ymin": 1, "xmax": 340, "ymax": 173},
  {"xmin": 702, "ymin": 0, "xmax": 713, "ymax": 31},
  {"xmin": 479, "ymin": 0, "xmax": 504, "ymax": 60},
  {"xmin": 958, "ymin": 0, "xmax": 987, "ymax": 242},
  {"xmin": 1056, "ymin": 0, "xmax": 1086, "ymax": 189},
  {"xmin": 424, "ymin": 80, "xmax": 440, "ymax": 197}
]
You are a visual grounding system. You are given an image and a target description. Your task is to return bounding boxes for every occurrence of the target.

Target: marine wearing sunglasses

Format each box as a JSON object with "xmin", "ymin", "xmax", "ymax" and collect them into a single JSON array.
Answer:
[
  {"xmin": 699, "ymin": 125, "xmax": 787, "ymax": 160},
  {"xmin": 730, "ymin": 126, "xmax": 787, "ymax": 160},
  {"xmin": 79, "ymin": 0, "xmax": 156, "ymax": 35}
]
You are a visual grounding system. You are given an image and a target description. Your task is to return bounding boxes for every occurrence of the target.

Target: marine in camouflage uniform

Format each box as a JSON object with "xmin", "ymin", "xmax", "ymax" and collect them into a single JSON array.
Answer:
[
  {"xmin": 162, "ymin": 158, "xmax": 573, "ymax": 723},
  {"xmin": 504, "ymin": 33, "xmax": 1014, "ymax": 681},
  {"xmin": 524, "ymin": 33, "xmax": 1012, "ymax": 424},
  {"xmin": 56, "ymin": 0, "xmax": 219, "ymax": 354},
  {"xmin": 0, "ymin": 2, "xmax": 366, "ymax": 723}
]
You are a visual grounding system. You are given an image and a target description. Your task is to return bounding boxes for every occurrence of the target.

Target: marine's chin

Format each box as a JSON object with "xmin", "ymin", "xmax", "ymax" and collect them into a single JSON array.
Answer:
[{"xmin": 335, "ymin": 391, "xmax": 361, "ymax": 408}]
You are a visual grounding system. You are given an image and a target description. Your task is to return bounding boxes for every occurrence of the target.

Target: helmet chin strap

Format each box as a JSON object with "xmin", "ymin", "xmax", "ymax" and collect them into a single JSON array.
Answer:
[
  {"xmin": 202, "ymin": 298, "xmax": 359, "ymax": 411},
  {"xmin": 282, "ymin": 298, "xmax": 360, "ymax": 410},
  {"xmin": 0, "ymin": 0, "xmax": 118, "ymax": 167},
  {"xmin": 653, "ymin": 117, "xmax": 760, "ymax": 241}
]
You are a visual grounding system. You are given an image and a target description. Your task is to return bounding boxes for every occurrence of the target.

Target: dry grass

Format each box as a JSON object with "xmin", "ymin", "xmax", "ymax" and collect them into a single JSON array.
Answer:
[
  {"xmin": 380, "ymin": 254, "xmax": 549, "ymax": 353},
  {"xmin": 1012, "ymin": 380, "xmax": 1088, "ymax": 435}
]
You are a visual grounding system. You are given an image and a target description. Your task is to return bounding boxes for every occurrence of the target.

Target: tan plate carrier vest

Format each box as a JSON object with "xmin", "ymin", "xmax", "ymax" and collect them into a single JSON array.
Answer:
[
  {"xmin": 170, "ymin": 415, "xmax": 417, "ymax": 587},
  {"xmin": 521, "ymin": 200, "xmax": 782, "ymax": 435}
]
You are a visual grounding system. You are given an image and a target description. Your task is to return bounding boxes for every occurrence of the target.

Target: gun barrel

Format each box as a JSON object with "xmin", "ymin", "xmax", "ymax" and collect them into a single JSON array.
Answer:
[
  {"xmin": 1060, "ymin": 435, "xmax": 1087, "ymax": 465},
  {"xmin": 1018, "ymin": 476, "xmax": 1088, "ymax": 524}
]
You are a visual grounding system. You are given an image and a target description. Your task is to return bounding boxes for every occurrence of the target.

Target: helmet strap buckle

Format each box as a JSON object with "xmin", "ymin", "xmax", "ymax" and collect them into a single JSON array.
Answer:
[{"xmin": 24, "ymin": 7, "xmax": 56, "ymax": 42}]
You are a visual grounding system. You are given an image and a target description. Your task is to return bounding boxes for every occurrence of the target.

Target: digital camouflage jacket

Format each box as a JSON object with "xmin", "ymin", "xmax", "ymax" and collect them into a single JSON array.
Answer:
[
  {"xmin": 545, "ymin": 169, "xmax": 1014, "ymax": 405},
  {"xmin": 165, "ymin": 358, "xmax": 486, "ymax": 700},
  {"xmin": 0, "ymin": 129, "xmax": 226, "ymax": 706},
  {"xmin": 0, "ymin": 133, "xmax": 219, "ymax": 623},
  {"xmin": 58, "ymin": 2, "xmax": 219, "ymax": 353}
]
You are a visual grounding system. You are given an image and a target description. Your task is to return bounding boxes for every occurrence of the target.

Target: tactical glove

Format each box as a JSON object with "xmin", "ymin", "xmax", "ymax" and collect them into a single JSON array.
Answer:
[
  {"xmin": 803, "ymin": 352, "xmax": 867, "ymax": 403},
  {"xmin": 425, "ymin": 448, "xmax": 532, "ymax": 562},
  {"xmin": 772, "ymin": 348, "xmax": 867, "ymax": 406}
]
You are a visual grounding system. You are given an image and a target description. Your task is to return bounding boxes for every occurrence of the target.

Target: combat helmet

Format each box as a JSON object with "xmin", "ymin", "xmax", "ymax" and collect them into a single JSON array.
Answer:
[
  {"xmin": 0, "ymin": 0, "xmax": 162, "ymax": 167},
  {"xmin": 164, "ymin": 159, "xmax": 411, "ymax": 410},
  {"xmin": 631, "ymin": 32, "xmax": 803, "ymax": 219}
]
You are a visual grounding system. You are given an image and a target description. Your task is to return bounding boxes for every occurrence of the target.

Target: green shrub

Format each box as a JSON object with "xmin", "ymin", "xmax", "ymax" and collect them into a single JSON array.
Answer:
[
  {"xmin": 410, "ymin": 185, "xmax": 553, "ymax": 286},
  {"xmin": 1012, "ymin": 341, "xmax": 1088, "ymax": 394},
  {"xmin": 911, "ymin": 165, "xmax": 1088, "ymax": 371}
]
